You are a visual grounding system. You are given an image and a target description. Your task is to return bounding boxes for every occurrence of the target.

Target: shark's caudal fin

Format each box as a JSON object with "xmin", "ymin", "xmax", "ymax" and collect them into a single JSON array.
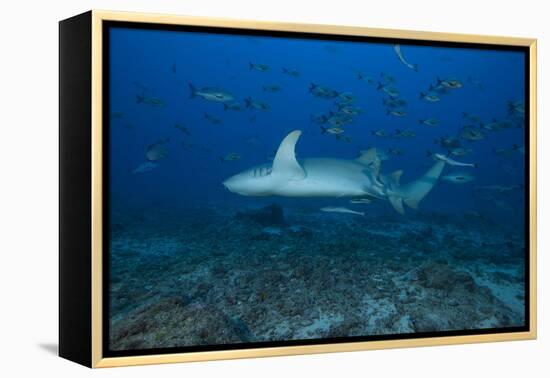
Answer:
[
  {"xmin": 396, "ymin": 161, "xmax": 445, "ymax": 212},
  {"xmin": 272, "ymin": 130, "xmax": 306, "ymax": 180}
]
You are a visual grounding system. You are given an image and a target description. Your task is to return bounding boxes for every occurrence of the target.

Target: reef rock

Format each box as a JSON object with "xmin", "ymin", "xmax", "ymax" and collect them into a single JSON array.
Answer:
[{"xmin": 235, "ymin": 204, "xmax": 286, "ymax": 226}]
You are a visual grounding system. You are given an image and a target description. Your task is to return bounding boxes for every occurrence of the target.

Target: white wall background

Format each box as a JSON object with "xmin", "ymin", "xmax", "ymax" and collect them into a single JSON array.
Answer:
[{"xmin": 0, "ymin": 0, "xmax": 547, "ymax": 376}]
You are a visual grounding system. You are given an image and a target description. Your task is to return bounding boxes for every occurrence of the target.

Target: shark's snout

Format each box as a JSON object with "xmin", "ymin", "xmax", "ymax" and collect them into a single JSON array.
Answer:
[{"xmin": 222, "ymin": 176, "xmax": 239, "ymax": 193}]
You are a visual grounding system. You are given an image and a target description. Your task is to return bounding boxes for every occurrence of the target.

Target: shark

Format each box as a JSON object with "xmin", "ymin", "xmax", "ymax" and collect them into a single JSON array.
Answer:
[{"xmin": 222, "ymin": 130, "xmax": 446, "ymax": 214}]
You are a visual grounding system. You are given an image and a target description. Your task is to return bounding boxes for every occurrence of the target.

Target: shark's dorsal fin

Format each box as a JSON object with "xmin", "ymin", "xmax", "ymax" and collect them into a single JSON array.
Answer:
[
  {"xmin": 389, "ymin": 170, "xmax": 403, "ymax": 185},
  {"xmin": 272, "ymin": 130, "xmax": 306, "ymax": 180}
]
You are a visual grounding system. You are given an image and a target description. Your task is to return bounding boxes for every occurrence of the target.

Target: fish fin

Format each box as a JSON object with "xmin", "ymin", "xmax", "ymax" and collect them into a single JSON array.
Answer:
[
  {"xmin": 356, "ymin": 148, "xmax": 377, "ymax": 165},
  {"xmin": 272, "ymin": 130, "xmax": 306, "ymax": 180},
  {"xmin": 309, "ymin": 83, "xmax": 317, "ymax": 92},
  {"xmin": 188, "ymin": 83, "xmax": 197, "ymax": 99},
  {"xmin": 389, "ymin": 170, "xmax": 403, "ymax": 185},
  {"xmin": 404, "ymin": 198, "xmax": 419, "ymax": 210},
  {"xmin": 389, "ymin": 196, "xmax": 405, "ymax": 215},
  {"xmin": 398, "ymin": 161, "xmax": 445, "ymax": 210}
]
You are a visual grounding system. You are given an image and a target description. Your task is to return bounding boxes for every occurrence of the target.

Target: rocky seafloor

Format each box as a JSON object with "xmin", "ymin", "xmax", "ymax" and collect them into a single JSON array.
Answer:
[{"xmin": 108, "ymin": 203, "xmax": 526, "ymax": 351}]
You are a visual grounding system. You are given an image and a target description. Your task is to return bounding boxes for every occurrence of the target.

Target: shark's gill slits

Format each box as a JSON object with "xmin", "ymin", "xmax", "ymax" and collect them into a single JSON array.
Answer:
[{"xmin": 251, "ymin": 166, "xmax": 272, "ymax": 178}]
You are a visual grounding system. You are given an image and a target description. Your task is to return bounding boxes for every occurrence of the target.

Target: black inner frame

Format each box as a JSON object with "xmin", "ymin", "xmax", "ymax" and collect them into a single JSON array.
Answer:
[{"xmin": 102, "ymin": 20, "xmax": 531, "ymax": 358}]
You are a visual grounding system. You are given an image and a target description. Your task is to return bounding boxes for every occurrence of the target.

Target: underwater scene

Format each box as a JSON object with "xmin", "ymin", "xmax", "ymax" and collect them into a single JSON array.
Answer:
[{"xmin": 107, "ymin": 26, "xmax": 527, "ymax": 352}]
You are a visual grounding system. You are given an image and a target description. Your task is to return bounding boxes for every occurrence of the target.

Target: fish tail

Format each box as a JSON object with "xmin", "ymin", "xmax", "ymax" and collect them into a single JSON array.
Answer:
[
  {"xmin": 282, "ymin": 67, "xmax": 288, "ymax": 74},
  {"xmin": 376, "ymin": 82, "xmax": 383, "ymax": 90},
  {"xmin": 320, "ymin": 126, "xmax": 327, "ymax": 134},
  {"xmin": 436, "ymin": 77, "xmax": 442, "ymax": 86},
  {"xmin": 244, "ymin": 97, "xmax": 252, "ymax": 108},
  {"xmin": 249, "ymin": 62, "xmax": 254, "ymax": 70},
  {"xmin": 188, "ymin": 83, "xmax": 197, "ymax": 99},
  {"xmin": 412, "ymin": 63, "xmax": 419, "ymax": 72},
  {"xmin": 396, "ymin": 160, "xmax": 446, "ymax": 213},
  {"xmin": 136, "ymin": 94, "xmax": 144, "ymax": 103},
  {"xmin": 309, "ymin": 82, "xmax": 317, "ymax": 92},
  {"xmin": 418, "ymin": 119, "xmax": 424, "ymax": 124},
  {"xmin": 386, "ymin": 109, "xmax": 390, "ymax": 116},
  {"xmin": 223, "ymin": 103, "xmax": 228, "ymax": 111},
  {"xmin": 419, "ymin": 92, "xmax": 426, "ymax": 99}
]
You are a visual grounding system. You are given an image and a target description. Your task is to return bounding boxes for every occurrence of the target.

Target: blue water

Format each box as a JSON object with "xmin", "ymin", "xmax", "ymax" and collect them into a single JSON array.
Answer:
[{"xmin": 107, "ymin": 26, "xmax": 526, "ymax": 351}]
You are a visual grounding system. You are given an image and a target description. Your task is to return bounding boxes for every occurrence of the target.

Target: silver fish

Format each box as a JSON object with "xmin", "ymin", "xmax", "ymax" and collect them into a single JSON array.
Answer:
[
  {"xmin": 394, "ymin": 44, "xmax": 418, "ymax": 71},
  {"xmin": 189, "ymin": 83, "xmax": 234, "ymax": 102},
  {"xmin": 133, "ymin": 161, "xmax": 157, "ymax": 174},
  {"xmin": 321, "ymin": 207, "xmax": 365, "ymax": 216},
  {"xmin": 442, "ymin": 172, "xmax": 475, "ymax": 184},
  {"xmin": 249, "ymin": 62, "xmax": 270, "ymax": 72},
  {"xmin": 434, "ymin": 153, "xmax": 477, "ymax": 168}
]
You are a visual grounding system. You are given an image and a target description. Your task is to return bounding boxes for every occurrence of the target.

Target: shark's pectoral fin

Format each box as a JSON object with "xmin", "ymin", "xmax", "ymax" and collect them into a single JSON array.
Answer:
[
  {"xmin": 389, "ymin": 170, "xmax": 403, "ymax": 185},
  {"xmin": 272, "ymin": 130, "xmax": 306, "ymax": 180},
  {"xmin": 389, "ymin": 195, "xmax": 405, "ymax": 214},
  {"xmin": 357, "ymin": 148, "xmax": 381, "ymax": 176}
]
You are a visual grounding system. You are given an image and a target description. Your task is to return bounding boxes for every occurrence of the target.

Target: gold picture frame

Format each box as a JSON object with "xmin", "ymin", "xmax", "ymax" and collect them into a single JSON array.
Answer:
[{"xmin": 59, "ymin": 10, "xmax": 537, "ymax": 368}]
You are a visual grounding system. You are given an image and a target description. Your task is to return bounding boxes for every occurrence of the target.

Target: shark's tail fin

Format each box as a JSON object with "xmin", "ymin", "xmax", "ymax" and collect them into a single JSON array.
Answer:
[{"xmin": 390, "ymin": 161, "xmax": 445, "ymax": 214}]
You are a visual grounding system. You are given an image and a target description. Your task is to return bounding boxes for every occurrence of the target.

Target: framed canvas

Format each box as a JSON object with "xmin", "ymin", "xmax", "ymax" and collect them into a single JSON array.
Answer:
[{"xmin": 59, "ymin": 10, "xmax": 537, "ymax": 368}]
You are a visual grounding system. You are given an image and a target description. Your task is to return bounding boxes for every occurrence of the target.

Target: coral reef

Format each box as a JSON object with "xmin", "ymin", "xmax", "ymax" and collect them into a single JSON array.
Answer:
[
  {"xmin": 234, "ymin": 204, "xmax": 286, "ymax": 226},
  {"xmin": 109, "ymin": 205, "xmax": 526, "ymax": 350}
]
